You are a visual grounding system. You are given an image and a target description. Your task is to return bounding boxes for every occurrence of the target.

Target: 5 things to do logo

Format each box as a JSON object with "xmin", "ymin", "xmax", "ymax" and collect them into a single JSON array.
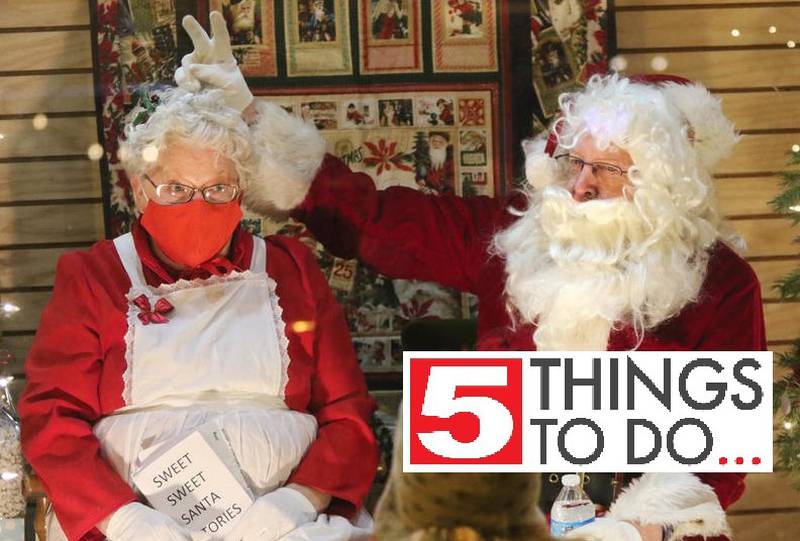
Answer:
[{"xmin": 404, "ymin": 352, "xmax": 773, "ymax": 473}]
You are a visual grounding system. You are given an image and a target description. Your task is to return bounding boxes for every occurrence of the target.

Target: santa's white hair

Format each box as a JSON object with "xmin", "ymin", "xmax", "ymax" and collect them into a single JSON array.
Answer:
[{"xmin": 492, "ymin": 73, "xmax": 743, "ymax": 350}]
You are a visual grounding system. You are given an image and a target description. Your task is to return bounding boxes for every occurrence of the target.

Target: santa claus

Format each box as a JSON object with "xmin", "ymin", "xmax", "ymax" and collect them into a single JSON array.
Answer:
[
  {"xmin": 371, "ymin": 0, "xmax": 406, "ymax": 40},
  {"xmin": 222, "ymin": 0, "xmax": 261, "ymax": 45},
  {"xmin": 19, "ymin": 24, "xmax": 378, "ymax": 541},
  {"xmin": 422, "ymin": 131, "xmax": 456, "ymax": 194},
  {"xmin": 177, "ymin": 13, "xmax": 763, "ymax": 541}
]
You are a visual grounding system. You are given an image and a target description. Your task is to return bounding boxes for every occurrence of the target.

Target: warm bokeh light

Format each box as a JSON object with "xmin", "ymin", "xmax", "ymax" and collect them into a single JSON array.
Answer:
[
  {"xmin": 117, "ymin": 144, "xmax": 131, "ymax": 162},
  {"xmin": 87, "ymin": 143, "xmax": 104, "ymax": 161},
  {"xmin": 142, "ymin": 144, "xmax": 159, "ymax": 163},
  {"xmin": 609, "ymin": 55, "xmax": 628, "ymax": 72},
  {"xmin": 1, "ymin": 303, "xmax": 20, "ymax": 315},
  {"xmin": 32, "ymin": 113, "xmax": 48, "ymax": 130},
  {"xmin": 291, "ymin": 320, "xmax": 316, "ymax": 333},
  {"xmin": 650, "ymin": 56, "xmax": 669, "ymax": 71}
]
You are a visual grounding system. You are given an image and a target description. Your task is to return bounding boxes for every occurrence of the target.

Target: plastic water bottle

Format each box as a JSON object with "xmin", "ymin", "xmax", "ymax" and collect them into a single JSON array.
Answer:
[{"xmin": 550, "ymin": 474, "xmax": 595, "ymax": 537}]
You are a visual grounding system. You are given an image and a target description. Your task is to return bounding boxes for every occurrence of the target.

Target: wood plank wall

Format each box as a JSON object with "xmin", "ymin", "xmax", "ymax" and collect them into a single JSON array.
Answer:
[
  {"xmin": 616, "ymin": 0, "xmax": 800, "ymax": 537},
  {"xmin": 0, "ymin": 0, "xmax": 104, "ymax": 375}
]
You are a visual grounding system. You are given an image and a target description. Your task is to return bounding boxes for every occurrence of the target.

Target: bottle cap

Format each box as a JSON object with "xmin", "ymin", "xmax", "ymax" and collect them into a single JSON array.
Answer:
[{"xmin": 561, "ymin": 474, "xmax": 580, "ymax": 487}]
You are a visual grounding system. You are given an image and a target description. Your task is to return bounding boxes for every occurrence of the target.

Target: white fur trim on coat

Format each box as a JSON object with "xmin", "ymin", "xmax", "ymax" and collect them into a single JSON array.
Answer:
[
  {"xmin": 609, "ymin": 473, "xmax": 730, "ymax": 540},
  {"xmin": 523, "ymin": 134, "xmax": 560, "ymax": 190},
  {"xmin": 659, "ymin": 83, "xmax": 740, "ymax": 171},
  {"xmin": 245, "ymin": 100, "xmax": 327, "ymax": 214}
]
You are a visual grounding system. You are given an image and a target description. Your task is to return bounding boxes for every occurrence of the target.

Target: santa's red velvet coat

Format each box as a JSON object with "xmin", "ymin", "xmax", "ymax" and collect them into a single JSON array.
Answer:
[
  {"xmin": 292, "ymin": 155, "xmax": 767, "ymax": 541},
  {"xmin": 19, "ymin": 222, "xmax": 378, "ymax": 541}
]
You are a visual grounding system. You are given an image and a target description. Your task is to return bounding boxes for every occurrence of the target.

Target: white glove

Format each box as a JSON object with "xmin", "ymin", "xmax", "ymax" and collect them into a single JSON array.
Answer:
[
  {"xmin": 565, "ymin": 517, "xmax": 643, "ymax": 541},
  {"xmin": 105, "ymin": 502, "xmax": 208, "ymax": 541},
  {"xmin": 225, "ymin": 487, "xmax": 318, "ymax": 541},
  {"xmin": 175, "ymin": 12, "xmax": 253, "ymax": 112}
]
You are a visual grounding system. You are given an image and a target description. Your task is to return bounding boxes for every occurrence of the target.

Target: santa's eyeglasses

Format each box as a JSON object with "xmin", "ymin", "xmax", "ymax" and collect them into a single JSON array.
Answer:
[{"xmin": 554, "ymin": 154, "xmax": 630, "ymax": 182}]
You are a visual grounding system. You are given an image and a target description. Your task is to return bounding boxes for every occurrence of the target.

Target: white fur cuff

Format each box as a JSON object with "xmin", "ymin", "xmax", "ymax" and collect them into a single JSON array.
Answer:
[
  {"xmin": 245, "ymin": 100, "xmax": 327, "ymax": 214},
  {"xmin": 609, "ymin": 473, "xmax": 730, "ymax": 539}
]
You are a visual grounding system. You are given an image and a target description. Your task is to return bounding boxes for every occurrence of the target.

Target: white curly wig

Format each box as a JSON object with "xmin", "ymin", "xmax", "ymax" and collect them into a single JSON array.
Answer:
[
  {"xmin": 120, "ymin": 87, "xmax": 254, "ymax": 198},
  {"xmin": 121, "ymin": 87, "xmax": 328, "ymax": 216}
]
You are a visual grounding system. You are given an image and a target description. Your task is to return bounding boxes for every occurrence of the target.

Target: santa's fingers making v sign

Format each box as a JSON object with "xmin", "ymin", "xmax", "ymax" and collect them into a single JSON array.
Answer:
[{"xmin": 176, "ymin": 12, "xmax": 253, "ymax": 112}]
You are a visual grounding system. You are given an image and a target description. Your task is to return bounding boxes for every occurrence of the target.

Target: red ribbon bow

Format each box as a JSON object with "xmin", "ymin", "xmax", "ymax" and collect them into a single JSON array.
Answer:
[
  {"xmin": 133, "ymin": 294, "xmax": 174, "ymax": 325},
  {"xmin": 178, "ymin": 257, "xmax": 241, "ymax": 281}
]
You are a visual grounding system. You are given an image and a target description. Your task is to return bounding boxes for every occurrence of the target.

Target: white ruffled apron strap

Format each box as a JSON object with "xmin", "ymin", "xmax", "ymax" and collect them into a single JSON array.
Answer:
[
  {"xmin": 250, "ymin": 235, "xmax": 267, "ymax": 272},
  {"xmin": 113, "ymin": 232, "xmax": 147, "ymax": 289}
]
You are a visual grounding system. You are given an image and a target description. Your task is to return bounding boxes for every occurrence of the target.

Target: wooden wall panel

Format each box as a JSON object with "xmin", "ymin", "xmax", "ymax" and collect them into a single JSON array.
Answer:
[
  {"xmin": 729, "ymin": 472, "xmax": 800, "ymax": 511},
  {"xmin": 0, "ymin": 203, "xmax": 104, "ymax": 246},
  {"xmin": 0, "ymin": 31, "xmax": 92, "ymax": 72},
  {"xmin": 617, "ymin": 7, "xmax": 799, "ymax": 48},
  {"xmin": 1, "ymin": 335, "xmax": 32, "ymax": 375},
  {"xmin": 0, "ymin": 74, "xmax": 95, "ymax": 115},
  {"xmin": 0, "ymin": 247, "xmax": 73, "ymax": 289},
  {"xmin": 717, "ymin": 133, "xmax": 800, "ymax": 176},
  {"xmin": 735, "ymin": 218, "xmax": 798, "ymax": 258},
  {"xmin": 751, "ymin": 259, "xmax": 800, "ymax": 301},
  {"xmin": 0, "ymin": 159, "xmax": 101, "ymax": 202},
  {"xmin": 621, "ymin": 49, "xmax": 800, "ymax": 90},
  {"xmin": 770, "ymin": 343, "xmax": 793, "ymax": 355},
  {"xmin": 0, "ymin": 0, "xmax": 90, "ymax": 28},
  {"xmin": 0, "ymin": 116, "xmax": 98, "ymax": 159},
  {"xmin": 0, "ymin": 3, "xmax": 102, "ymax": 399},
  {"xmin": 1, "ymin": 292, "xmax": 50, "ymax": 332},
  {"xmin": 715, "ymin": 178, "xmax": 782, "ymax": 217},
  {"xmin": 764, "ymin": 302, "xmax": 800, "ymax": 342},
  {"xmin": 720, "ymin": 91, "xmax": 800, "ymax": 132},
  {"xmin": 730, "ymin": 511, "xmax": 800, "ymax": 541}
]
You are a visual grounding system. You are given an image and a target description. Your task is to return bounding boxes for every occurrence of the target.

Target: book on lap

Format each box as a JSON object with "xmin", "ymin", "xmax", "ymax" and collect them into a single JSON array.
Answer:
[{"xmin": 132, "ymin": 421, "xmax": 254, "ymax": 537}]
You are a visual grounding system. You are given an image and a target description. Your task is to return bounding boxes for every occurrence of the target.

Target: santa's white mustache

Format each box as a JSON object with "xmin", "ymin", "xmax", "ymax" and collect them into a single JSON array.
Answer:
[{"xmin": 492, "ymin": 184, "xmax": 709, "ymax": 351}]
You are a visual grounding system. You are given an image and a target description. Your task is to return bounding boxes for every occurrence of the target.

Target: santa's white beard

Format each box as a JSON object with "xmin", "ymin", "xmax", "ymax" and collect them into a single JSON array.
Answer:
[
  {"xmin": 492, "ymin": 186, "xmax": 711, "ymax": 351},
  {"xmin": 231, "ymin": 3, "xmax": 255, "ymax": 32},
  {"xmin": 430, "ymin": 147, "xmax": 448, "ymax": 170}
]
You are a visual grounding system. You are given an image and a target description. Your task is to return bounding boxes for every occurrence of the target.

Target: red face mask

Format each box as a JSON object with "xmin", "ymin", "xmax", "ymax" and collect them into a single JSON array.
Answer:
[{"xmin": 141, "ymin": 199, "xmax": 243, "ymax": 268}]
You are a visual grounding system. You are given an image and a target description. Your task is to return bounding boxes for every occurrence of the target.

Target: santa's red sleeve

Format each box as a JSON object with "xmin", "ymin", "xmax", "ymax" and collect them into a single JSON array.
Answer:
[
  {"xmin": 284, "ymin": 241, "xmax": 379, "ymax": 518},
  {"xmin": 18, "ymin": 253, "xmax": 138, "ymax": 541},
  {"xmin": 608, "ymin": 248, "xmax": 765, "ymax": 541},
  {"xmin": 292, "ymin": 154, "xmax": 505, "ymax": 293},
  {"xmin": 246, "ymin": 100, "xmax": 506, "ymax": 293}
]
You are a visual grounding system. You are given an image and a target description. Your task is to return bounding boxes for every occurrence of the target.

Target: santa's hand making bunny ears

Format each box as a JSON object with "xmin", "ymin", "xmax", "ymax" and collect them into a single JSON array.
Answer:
[{"xmin": 175, "ymin": 11, "xmax": 254, "ymax": 112}]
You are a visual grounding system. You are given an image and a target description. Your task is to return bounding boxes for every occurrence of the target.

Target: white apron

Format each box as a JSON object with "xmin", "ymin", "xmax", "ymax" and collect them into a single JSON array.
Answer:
[{"xmin": 47, "ymin": 233, "xmax": 373, "ymax": 541}]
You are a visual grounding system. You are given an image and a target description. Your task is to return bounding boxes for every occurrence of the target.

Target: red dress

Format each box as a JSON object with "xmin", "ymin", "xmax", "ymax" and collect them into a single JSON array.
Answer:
[
  {"xmin": 292, "ymin": 155, "xmax": 766, "ymax": 541},
  {"xmin": 19, "ymin": 222, "xmax": 378, "ymax": 541}
]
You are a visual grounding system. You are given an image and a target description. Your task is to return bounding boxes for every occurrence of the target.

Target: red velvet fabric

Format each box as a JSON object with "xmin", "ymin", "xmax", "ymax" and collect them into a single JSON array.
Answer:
[
  {"xmin": 294, "ymin": 155, "xmax": 767, "ymax": 540},
  {"xmin": 19, "ymin": 223, "xmax": 378, "ymax": 541}
]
